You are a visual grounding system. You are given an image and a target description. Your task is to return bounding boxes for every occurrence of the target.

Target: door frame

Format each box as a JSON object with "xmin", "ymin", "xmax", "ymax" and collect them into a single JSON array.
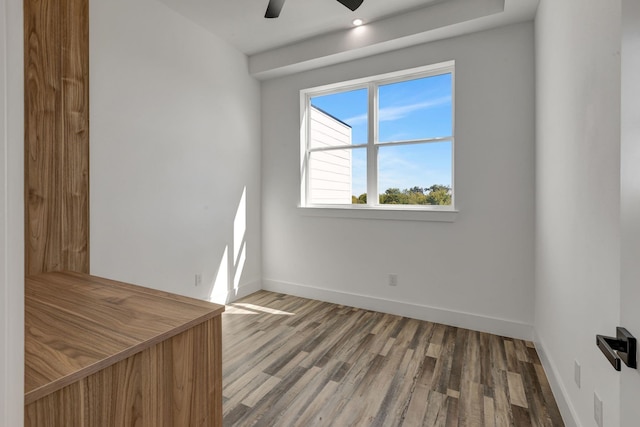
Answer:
[
  {"xmin": 620, "ymin": 0, "xmax": 640, "ymax": 424},
  {"xmin": 0, "ymin": 0, "xmax": 24, "ymax": 425}
]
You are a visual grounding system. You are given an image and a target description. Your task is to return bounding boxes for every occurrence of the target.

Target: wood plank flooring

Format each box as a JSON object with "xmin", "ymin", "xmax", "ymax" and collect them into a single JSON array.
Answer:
[{"xmin": 222, "ymin": 291, "xmax": 563, "ymax": 427}]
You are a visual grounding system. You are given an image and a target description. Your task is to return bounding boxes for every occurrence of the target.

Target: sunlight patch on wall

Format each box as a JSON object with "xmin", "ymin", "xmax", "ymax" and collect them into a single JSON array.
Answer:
[
  {"xmin": 233, "ymin": 187, "xmax": 247, "ymax": 291},
  {"xmin": 209, "ymin": 187, "xmax": 248, "ymax": 304},
  {"xmin": 233, "ymin": 241, "xmax": 246, "ymax": 291},
  {"xmin": 234, "ymin": 187, "xmax": 246, "ymax": 262},
  {"xmin": 209, "ymin": 245, "xmax": 228, "ymax": 304}
]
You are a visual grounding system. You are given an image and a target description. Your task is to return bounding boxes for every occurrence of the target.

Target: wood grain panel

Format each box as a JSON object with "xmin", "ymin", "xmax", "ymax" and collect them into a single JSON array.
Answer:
[
  {"xmin": 142, "ymin": 337, "xmax": 173, "ymax": 426},
  {"xmin": 222, "ymin": 291, "xmax": 564, "ymax": 427},
  {"xmin": 24, "ymin": 0, "xmax": 89, "ymax": 276},
  {"xmin": 25, "ymin": 378, "xmax": 83, "ymax": 426},
  {"xmin": 25, "ymin": 318, "xmax": 222, "ymax": 427},
  {"xmin": 25, "ymin": 272, "xmax": 224, "ymax": 405},
  {"xmin": 25, "ymin": 272, "xmax": 224, "ymax": 427},
  {"xmin": 24, "ymin": 0, "xmax": 63, "ymax": 275},
  {"xmin": 61, "ymin": 0, "xmax": 90, "ymax": 273}
]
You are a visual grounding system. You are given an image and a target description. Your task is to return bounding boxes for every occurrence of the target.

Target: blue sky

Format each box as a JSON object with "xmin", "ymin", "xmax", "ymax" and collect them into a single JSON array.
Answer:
[{"xmin": 311, "ymin": 73, "xmax": 453, "ymax": 196}]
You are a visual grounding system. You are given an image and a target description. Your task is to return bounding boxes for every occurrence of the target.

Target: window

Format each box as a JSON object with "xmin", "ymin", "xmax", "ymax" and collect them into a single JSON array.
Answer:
[{"xmin": 300, "ymin": 61, "xmax": 455, "ymax": 212}]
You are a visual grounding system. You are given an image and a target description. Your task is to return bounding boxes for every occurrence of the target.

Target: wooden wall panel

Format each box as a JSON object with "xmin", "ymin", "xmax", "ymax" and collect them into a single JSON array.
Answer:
[
  {"xmin": 24, "ymin": 0, "xmax": 89, "ymax": 276},
  {"xmin": 24, "ymin": 317, "xmax": 223, "ymax": 427},
  {"xmin": 61, "ymin": 0, "xmax": 90, "ymax": 273},
  {"xmin": 24, "ymin": 0, "xmax": 63, "ymax": 275}
]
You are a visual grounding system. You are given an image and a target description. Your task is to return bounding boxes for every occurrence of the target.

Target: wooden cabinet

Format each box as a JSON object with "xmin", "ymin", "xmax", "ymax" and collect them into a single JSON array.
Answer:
[
  {"xmin": 23, "ymin": 1, "xmax": 224, "ymax": 424},
  {"xmin": 24, "ymin": 272, "xmax": 225, "ymax": 426}
]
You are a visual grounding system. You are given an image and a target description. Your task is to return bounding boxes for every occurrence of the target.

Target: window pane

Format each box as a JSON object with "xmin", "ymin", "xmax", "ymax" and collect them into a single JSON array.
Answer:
[
  {"xmin": 378, "ymin": 73, "xmax": 452, "ymax": 142},
  {"xmin": 310, "ymin": 88, "xmax": 368, "ymax": 148},
  {"xmin": 378, "ymin": 142, "xmax": 452, "ymax": 206},
  {"xmin": 309, "ymin": 148, "xmax": 366, "ymax": 205}
]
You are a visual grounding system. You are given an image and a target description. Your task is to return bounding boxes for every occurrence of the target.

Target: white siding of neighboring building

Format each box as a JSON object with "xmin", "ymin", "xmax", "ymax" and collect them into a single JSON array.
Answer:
[{"xmin": 308, "ymin": 106, "xmax": 352, "ymax": 204}]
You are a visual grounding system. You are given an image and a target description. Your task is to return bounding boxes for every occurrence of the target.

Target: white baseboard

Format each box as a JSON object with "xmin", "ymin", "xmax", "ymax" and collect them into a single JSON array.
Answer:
[
  {"xmin": 226, "ymin": 280, "xmax": 262, "ymax": 303},
  {"xmin": 534, "ymin": 332, "xmax": 581, "ymax": 427},
  {"xmin": 262, "ymin": 279, "xmax": 533, "ymax": 340},
  {"xmin": 209, "ymin": 280, "xmax": 262, "ymax": 305}
]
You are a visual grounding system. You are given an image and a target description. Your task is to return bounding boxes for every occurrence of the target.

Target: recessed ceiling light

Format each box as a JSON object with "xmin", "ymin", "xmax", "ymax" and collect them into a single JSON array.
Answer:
[{"xmin": 352, "ymin": 18, "xmax": 364, "ymax": 27}]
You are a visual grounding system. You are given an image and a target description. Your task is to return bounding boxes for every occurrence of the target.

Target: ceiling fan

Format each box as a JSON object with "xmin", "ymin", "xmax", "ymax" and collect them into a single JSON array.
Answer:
[{"xmin": 265, "ymin": 0, "xmax": 364, "ymax": 18}]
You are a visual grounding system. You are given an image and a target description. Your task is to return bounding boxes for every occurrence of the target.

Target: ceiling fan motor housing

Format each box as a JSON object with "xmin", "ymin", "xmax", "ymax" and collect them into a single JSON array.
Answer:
[{"xmin": 265, "ymin": 0, "xmax": 364, "ymax": 18}]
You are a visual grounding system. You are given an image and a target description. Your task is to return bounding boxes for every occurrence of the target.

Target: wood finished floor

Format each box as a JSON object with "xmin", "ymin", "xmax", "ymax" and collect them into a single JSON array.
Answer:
[{"xmin": 222, "ymin": 291, "xmax": 563, "ymax": 427}]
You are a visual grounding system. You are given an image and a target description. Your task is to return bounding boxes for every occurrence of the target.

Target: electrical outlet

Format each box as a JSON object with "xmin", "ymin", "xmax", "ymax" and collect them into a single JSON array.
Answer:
[
  {"xmin": 389, "ymin": 274, "xmax": 398, "ymax": 287},
  {"xmin": 195, "ymin": 273, "xmax": 202, "ymax": 287},
  {"xmin": 594, "ymin": 392, "xmax": 603, "ymax": 427},
  {"xmin": 574, "ymin": 360, "xmax": 581, "ymax": 388}
]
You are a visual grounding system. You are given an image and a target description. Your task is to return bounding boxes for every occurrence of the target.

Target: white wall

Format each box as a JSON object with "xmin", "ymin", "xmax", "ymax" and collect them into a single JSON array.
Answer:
[
  {"xmin": 535, "ymin": 1, "xmax": 622, "ymax": 426},
  {"xmin": 0, "ymin": 0, "xmax": 24, "ymax": 425},
  {"xmin": 90, "ymin": 0, "xmax": 262, "ymax": 303},
  {"xmin": 262, "ymin": 22, "xmax": 536, "ymax": 339}
]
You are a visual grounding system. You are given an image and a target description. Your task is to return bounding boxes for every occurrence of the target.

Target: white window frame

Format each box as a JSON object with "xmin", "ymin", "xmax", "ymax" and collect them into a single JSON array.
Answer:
[{"xmin": 299, "ymin": 61, "xmax": 457, "ymax": 221}]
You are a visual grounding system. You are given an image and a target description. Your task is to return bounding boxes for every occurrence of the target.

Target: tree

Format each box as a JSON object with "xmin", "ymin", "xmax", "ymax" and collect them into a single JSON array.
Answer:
[
  {"xmin": 380, "ymin": 188, "xmax": 404, "ymax": 204},
  {"xmin": 425, "ymin": 184, "xmax": 449, "ymax": 194},
  {"xmin": 425, "ymin": 185, "xmax": 452, "ymax": 205},
  {"xmin": 351, "ymin": 193, "xmax": 367, "ymax": 204},
  {"xmin": 355, "ymin": 185, "xmax": 451, "ymax": 205},
  {"xmin": 406, "ymin": 190, "xmax": 427, "ymax": 205}
]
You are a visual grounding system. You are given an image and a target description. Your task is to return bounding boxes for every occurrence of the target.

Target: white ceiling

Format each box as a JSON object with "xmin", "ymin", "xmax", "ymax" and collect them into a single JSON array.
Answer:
[
  {"xmin": 157, "ymin": 0, "xmax": 539, "ymax": 79},
  {"xmin": 158, "ymin": 0, "xmax": 452, "ymax": 55}
]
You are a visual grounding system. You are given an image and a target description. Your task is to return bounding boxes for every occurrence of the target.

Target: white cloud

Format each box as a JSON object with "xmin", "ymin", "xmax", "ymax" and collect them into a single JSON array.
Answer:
[
  {"xmin": 345, "ymin": 96, "xmax": 451, "ymax": 126},
  {"xmin": 345, "ymin": 113, "xmax": 368, "ymax": 126}
]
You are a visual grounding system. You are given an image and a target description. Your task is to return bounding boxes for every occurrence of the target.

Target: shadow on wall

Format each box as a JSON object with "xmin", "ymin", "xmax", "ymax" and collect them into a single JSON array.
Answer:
[{"xmin": 208, "ymin": 187, "xmax": 248, "ymax": 304}]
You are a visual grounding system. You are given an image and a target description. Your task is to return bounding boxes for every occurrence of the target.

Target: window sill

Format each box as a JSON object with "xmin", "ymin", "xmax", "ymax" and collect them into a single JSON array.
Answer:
[{"xmin": 297, "ymin": 206, "xmax": 458, "ymax": 222}]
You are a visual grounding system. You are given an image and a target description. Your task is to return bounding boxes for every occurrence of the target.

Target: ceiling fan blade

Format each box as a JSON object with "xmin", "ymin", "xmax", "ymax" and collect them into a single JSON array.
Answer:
[
  {"xmin": 265, "ymin": 0, "xmax": 286, "ymax": 18},
  {"xmin": 336, "ymin": 0, "xmax": 364, "ymax": 12}
]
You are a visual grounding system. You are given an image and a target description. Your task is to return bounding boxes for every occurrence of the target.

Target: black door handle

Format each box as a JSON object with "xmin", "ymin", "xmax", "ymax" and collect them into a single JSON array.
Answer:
[{"xmin": 596, "ymin": 327, "xmax": 637, "ymax": 371}]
